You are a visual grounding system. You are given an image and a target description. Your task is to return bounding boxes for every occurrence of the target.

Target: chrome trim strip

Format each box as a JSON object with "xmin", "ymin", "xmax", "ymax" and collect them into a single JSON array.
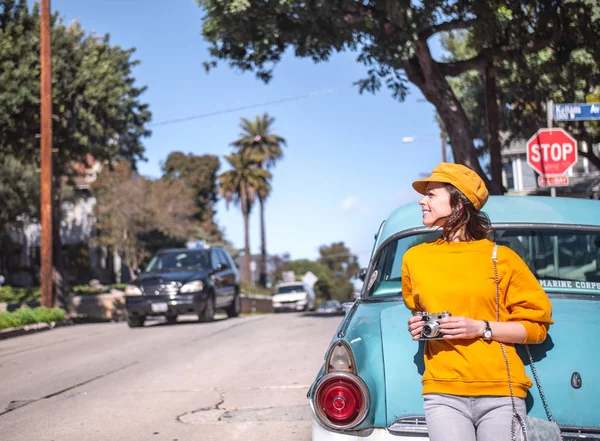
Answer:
[
  {"xmin": 388, "ymin": 416, "xmax": 600, "ymax": 439},
  {"xmin": 311, "ymin": 372, "xmax": 370, "ymax": 431},
  {"xmin": 337, "ymin": 299, "xmax": 360, "ymax": 338},
  {"xmin": 388, "ymin": 415, "xmax": 428, "ymax": 435}
]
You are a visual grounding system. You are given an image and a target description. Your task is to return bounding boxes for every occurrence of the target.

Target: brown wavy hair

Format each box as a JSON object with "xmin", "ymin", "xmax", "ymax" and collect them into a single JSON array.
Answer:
[{"xmin": 442, "ymin": 184, "xmax": 491, "ymax": 241}]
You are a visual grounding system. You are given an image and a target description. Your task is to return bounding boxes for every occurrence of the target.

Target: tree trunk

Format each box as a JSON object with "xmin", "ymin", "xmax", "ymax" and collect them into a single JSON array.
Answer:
[
  {"xmin": 404, "ymin": 41, "xmax": 503, "ymax": 195},
  {"xmin": 578, "ymin": 123, "xmax": 600, "ymax": 171},
  {"xmin": 483, "ymin": 65, "xmax": 504, "ymax": 193},
  {"xmin": 258, "ymin": 195, "xmax": 268, "ymax": 288},
  {"xmin": 241, "ymin": 186, "xmax": 251, "ymax": 284}
]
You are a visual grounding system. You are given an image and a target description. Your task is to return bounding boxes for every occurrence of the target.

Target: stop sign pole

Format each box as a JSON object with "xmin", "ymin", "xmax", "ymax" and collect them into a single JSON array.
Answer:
[{"xmin": 548, "ymin": 100, "xmax": 556, "ymax": 198}]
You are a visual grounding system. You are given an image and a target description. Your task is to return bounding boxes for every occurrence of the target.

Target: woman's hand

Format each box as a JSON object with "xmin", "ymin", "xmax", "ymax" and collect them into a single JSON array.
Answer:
[
  {"xmin": 439, "ymin": 316, "xmax": 484, "ymax": 340},
  {"xmin": 408, "ymin": 315, "xmax": 424, "ymax": 341}
]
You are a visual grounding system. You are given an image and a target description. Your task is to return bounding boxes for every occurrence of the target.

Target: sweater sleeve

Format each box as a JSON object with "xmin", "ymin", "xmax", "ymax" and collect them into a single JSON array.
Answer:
[
  {"xmin": 401, "ymin": 253, "xmax": 416, "ymax": 311},
  {"xmin": 503, "ymin": 248, "xmax": 554, "ymax": 344}
]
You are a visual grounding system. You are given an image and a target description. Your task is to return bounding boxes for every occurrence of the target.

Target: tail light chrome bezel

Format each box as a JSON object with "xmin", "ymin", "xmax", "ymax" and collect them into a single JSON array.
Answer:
[{"xmin": 312, "ymin": 372, "xmax": 370, "ymax": 430}]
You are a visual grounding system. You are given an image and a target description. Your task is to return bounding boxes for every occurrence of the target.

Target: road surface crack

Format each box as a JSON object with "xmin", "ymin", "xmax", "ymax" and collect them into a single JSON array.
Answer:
[
  {"xmin": 176, "ymin": 391, "xmax": 225, "ymax": 424},
  {"xmin": 0, "ymin": 361, "xmax": 138, "ymax": 417}
]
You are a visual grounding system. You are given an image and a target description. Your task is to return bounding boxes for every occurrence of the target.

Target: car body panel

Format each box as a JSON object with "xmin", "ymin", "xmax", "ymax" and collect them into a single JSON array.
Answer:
[
  {"xmin": 125, "ymin": 293, "xmax": 208, "ymax": 316},
  {"xmin": 310, "ymin": 196, "xmax": 600, "ymax": 439}
]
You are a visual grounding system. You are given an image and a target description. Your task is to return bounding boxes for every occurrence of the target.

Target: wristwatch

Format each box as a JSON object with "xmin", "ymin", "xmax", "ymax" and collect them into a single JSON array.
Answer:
[{"xmin": 482, "ymin": 320, "xmax": 493, "ymax": 340}]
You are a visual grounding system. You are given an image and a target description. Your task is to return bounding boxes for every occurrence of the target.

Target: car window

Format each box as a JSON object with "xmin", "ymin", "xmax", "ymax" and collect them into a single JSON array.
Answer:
[
  {"xmin": 494, "ymin": 229, "xmax": 600, "ymax": 290},
  {"xmin": 216, "ymin": 249, "xmax": 230, "ymax": 270},
  {"xmin": 211, "ymin": 249, "xmax": 225, "ymax": 270},
  {"xmin": 144, "ymin": 250, "xmax": 211, "ymax": 272},
  {"xmin": 276, "ymin": 285, "xmax": 306, "ymax": 294},
  {"xmin": 366, "ymin": 227, "xmax": 600, "ymax": 298}
]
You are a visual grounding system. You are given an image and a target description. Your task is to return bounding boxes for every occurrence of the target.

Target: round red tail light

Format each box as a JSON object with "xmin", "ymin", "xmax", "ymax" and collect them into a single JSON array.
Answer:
[{"xmin": 313, "ymin": 373, "xmax": 369, "ymax": 429}]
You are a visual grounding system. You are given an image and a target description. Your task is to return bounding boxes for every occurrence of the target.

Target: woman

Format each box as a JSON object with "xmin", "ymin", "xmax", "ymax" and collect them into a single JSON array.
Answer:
[{"xmin": 402, "ymin": 162, "xmax": 553, "ymax": 441}]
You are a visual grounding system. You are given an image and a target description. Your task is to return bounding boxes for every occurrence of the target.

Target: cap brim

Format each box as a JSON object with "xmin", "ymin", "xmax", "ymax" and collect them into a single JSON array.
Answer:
[{"xmin": 412, "ymin": 178, "xmax": 430, "ymax": 195}]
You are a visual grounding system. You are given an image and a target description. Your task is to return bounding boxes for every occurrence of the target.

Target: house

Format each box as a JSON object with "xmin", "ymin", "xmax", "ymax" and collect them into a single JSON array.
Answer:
[{"xmin": 1, "ymin": 156, "xmax": 122, "ymax": 287}]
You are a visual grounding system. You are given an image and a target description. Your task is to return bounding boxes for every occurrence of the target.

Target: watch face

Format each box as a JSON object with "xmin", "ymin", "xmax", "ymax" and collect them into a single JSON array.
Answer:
[{"xmin": 484, "ymin": 330, "xmax": 492, "ymax": 339}]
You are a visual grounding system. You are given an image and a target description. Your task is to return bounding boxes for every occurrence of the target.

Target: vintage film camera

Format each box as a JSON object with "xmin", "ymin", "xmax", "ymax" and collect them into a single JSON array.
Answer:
[{"xmin": 414, "ymin": 311, "xmax": 452, "ymax": 340}]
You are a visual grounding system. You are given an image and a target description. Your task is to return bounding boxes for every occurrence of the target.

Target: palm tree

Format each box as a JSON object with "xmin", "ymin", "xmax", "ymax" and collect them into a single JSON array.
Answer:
[
  {"xmin": 231, "ymin": 113, "xmax": 286, "ymax": 287},
  {"xmin": 218, "ymin": 152, "xmax": 272, "ymax": 283}
]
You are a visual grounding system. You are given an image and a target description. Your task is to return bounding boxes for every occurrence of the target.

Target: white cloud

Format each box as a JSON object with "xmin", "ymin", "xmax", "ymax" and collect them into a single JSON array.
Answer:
[{"xmin": 340, "ymin": 195, "xmax": 359, "ymax": 211}]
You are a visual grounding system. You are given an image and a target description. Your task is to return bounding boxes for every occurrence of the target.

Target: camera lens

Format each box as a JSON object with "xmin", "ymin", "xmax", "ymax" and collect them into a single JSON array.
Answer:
[{"xmin": 422, "ymin": 322, "xmax": 440, "ymax": 338}]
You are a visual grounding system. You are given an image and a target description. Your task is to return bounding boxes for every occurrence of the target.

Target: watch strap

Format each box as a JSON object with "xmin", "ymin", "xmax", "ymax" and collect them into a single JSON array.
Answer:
[{"xmin": 482, "ymin": 320, "xmax": 492, "ymax": 339}]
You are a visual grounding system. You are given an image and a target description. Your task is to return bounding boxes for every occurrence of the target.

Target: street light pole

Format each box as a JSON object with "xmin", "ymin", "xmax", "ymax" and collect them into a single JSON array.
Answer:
[{"xmin": 40, "ymin": 0, "xmax": 54, "ymax": 308}]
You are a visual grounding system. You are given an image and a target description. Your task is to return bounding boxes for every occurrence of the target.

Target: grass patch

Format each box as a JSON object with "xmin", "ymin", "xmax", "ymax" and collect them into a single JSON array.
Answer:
[{"xmin": 0, "ymin": 307, "xmax": 65, "ymax": 330}]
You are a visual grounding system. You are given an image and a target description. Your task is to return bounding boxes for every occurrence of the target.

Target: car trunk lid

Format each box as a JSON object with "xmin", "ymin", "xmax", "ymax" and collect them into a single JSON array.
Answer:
[{"xmin": 380, "ymin": 296, "xmax": 600, "ymax": 430}]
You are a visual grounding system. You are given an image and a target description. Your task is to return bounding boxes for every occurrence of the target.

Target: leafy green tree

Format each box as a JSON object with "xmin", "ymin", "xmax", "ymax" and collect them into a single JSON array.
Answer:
[
  {"xmin": 231, "ymin": 113, "xmax": 286, "ymax": 287},
  {"xmin": 161, "ymin": 152, "xmax": 224, "ymax": 241},
  {"xmin": 0, "ymin": 153, "xmax": 40, "ymax": 229},
  {"xmin": 198, "ymin": 0, "xmax": 600, "ymax": 194},
  {"xmin": 442, "ymin": 30, "xmax": 600, "ymax": 173},
  {"xmin": 318, "ymin": 242, "xmax": 360, "ymax": 302},
  {"xmin": 0, "ymin": 0, "xmax": 151, "ymax": 178},
  {"xmin": 218, "ymin": 152, "xmax": 272, "ymax": 282},
  {"xmin": 92, "ymin": 162, "xmax": 196, "ymax": 280},
  {"xmin": 0, "ymin": 1, "xmax": 151, "ymax": 292}
]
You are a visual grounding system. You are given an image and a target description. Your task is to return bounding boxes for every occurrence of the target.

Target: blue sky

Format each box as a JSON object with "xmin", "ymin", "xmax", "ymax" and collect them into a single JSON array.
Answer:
[{"xmin": 47, "ymin": 0, "xmax": 447, "ymax": 268}]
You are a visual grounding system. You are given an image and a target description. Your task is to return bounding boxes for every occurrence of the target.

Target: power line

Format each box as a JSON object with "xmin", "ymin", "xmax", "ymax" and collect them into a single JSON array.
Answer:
[{"xmin": 149, "ymin": 85, "xmax": 353, "ymax": 128}]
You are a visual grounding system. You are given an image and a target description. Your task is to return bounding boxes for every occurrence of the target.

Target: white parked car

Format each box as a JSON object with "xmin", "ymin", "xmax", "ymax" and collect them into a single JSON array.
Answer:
[{"xmin": 272, "ymin": 282, "xmax": 315, "ymax": 313}]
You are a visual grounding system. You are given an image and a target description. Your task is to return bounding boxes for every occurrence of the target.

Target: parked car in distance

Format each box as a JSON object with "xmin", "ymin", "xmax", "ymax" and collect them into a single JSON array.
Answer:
[
  {"xmin": 272, "ymin": 282, "xmax": 315, "ymax": 312},
  {"xmin": 317, "ymin": 300, "xmax": 343, "ymax": 315},
  {"xmin": 124, "ymin": 244, "xmax": 240, "ymax": 328},
  {"xmin": 308, "ymin": 196, "xmax": 600, "ymax": 440}
]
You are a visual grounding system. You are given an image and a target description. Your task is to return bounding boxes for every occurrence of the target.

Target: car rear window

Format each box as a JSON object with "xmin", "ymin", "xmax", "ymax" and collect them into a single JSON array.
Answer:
[{"xmin": 366, "ymin": 227, "xmax": 600, "ymax": 297}]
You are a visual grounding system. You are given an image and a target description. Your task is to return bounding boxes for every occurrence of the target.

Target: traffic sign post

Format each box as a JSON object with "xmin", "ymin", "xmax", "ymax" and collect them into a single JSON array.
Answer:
[{"xmin": 526, "ymin": 127, "xmax": 578, "ymax": 197}]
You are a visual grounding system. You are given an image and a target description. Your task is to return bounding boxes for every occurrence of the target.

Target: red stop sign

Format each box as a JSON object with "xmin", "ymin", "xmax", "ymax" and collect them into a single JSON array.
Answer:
[{"xmin": 526, "ymin": 128, "xmax": 578, "ymax": 176}]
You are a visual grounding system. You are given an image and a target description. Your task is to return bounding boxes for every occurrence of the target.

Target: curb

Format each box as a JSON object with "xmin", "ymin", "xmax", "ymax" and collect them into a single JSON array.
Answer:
[{"xmin": 0, "ymin": 319, "xmax": 75, "ymax": 341}]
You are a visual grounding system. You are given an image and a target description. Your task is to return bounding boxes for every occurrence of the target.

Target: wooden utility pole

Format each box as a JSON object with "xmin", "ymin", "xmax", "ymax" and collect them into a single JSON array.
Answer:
[{"xmin": 40, "ymin": 0, "xmax": 53, "ymax": 308}]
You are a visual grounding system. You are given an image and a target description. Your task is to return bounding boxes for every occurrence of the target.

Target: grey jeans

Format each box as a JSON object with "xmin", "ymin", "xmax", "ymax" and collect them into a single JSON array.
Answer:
[{"xmin": 424, "ymin": 393, "xmax": 526, "ymax": 441}]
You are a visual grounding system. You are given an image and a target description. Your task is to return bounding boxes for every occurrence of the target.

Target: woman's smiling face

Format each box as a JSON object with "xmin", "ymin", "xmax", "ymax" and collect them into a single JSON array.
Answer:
[{"xmin": 419, "ymin": 182, "xmax": 453, "ymax": 227}]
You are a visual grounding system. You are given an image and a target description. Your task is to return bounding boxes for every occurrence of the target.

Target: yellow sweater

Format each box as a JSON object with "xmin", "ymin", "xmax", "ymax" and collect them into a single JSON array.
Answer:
[{"xmin": 401, "ymin": 238, "xmax": 553, "ymax": 398}]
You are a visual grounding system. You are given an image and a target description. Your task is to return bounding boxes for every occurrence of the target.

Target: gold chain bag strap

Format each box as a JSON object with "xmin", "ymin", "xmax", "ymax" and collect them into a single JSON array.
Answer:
[{"xmin": 491, "ymin": 245, "xmax": 562, "ymax": 441}]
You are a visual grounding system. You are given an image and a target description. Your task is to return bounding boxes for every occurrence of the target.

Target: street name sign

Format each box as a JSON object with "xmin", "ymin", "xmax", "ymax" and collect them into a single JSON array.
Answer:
[
  {"xmin": 526, "ymin": 128, "xmax": 578, "ymax": 176},
  {"xmin": 554, "ymin": 103, "xmax": 600, "ymax": 121}
]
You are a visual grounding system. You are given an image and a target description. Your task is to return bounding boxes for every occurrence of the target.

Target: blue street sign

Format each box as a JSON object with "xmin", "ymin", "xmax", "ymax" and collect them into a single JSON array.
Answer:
[{"xmin": 553, "ymin": 103, "xmax": 600, "ymax": 121}]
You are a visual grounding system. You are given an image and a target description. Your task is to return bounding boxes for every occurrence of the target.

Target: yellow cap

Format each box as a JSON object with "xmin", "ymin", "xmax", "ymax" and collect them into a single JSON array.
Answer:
[{"xmin": 412, "ymin": 162, "xmax": 489, "ymax": 211}]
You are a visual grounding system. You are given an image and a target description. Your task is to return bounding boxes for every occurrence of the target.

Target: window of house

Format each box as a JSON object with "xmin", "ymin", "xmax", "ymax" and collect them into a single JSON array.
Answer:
[{"xmin": 503, "ymin": 161, "xmax": 515, "ymax": 190}]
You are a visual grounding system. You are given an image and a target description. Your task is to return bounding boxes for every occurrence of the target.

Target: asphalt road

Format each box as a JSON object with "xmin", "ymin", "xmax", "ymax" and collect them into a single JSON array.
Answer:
[{"xmin": 0, "ymin": 312, "xmax": 343, "ymax": 441}]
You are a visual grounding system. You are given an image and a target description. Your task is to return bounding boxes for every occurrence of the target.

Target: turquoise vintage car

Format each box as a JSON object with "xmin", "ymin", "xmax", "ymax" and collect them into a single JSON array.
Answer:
[{"xmin": 308, "ymin": 196, "xmax": 600, "ymax": 441}]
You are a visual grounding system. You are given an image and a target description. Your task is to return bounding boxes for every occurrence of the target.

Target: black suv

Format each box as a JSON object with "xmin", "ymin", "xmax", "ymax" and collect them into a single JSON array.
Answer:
[{"xmin": 124, "ymin": 245, "xmax": 240, "ymax": 328}]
